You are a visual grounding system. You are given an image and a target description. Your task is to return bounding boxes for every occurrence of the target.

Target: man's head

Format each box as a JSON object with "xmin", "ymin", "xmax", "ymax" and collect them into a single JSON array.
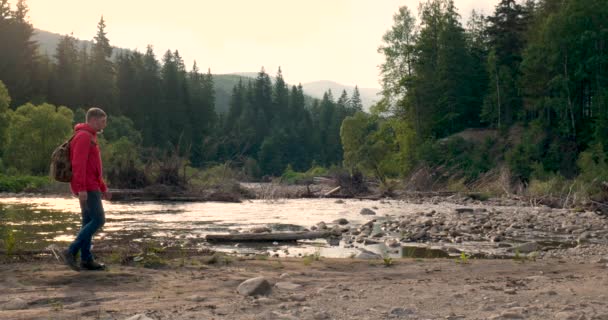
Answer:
[{"xmin": 86, "ymin": 107, "xmax": 107, "ymax": 132}]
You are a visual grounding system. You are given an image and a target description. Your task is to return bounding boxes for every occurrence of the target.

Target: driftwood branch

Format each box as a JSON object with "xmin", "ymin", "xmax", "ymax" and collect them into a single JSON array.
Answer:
[{"xmin": 205, "ymin": 231, "xmax": 333, "ymax": 242}]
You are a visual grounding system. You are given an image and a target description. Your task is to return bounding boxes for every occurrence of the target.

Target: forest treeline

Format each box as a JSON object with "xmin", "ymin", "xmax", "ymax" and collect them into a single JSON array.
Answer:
[{"xmin": 1, "ymin": 0, "xmax": 607, "ymax": 205}]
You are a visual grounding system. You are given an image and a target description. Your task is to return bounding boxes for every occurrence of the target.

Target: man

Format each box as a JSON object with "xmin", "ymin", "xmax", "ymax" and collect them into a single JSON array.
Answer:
[{"xmin": 61, "ymin": 107, "xmax": 111, "ymax": 271}]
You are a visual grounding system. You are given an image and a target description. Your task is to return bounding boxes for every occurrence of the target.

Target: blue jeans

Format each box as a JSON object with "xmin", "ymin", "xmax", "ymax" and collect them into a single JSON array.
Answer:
[{"xmin": 68, "ymin": 191, "xmax": 105, "ymax": 262}]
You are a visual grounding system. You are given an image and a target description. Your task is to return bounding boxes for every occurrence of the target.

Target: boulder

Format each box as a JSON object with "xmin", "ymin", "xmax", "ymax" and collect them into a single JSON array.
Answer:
[
  {"xmin": 237, "ymin": 277, "xmax": 272, "ymax": 296},
  {"xmin": 360, "ymin": 208, "xmax": 376, "ymax": 215}
]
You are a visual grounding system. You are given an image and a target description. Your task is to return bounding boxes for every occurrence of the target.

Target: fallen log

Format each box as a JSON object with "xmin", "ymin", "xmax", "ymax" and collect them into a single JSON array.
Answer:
[
  {"xmin": 205, "ymin": 231, "xmax": 333, "ymax": 242},
  {"xmin": 324, "ymin": 186, "xmax": 341, "ymax": 197}
]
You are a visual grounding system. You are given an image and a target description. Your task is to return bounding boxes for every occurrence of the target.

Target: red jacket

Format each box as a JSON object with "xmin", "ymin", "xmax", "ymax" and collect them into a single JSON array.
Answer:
[{"xmin": 69, "ymin": 123, "xmax": 107, "ymax": 194}]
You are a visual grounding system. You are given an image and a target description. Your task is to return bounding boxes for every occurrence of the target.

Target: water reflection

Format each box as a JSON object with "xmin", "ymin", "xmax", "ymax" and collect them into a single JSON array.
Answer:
[{"xmin": 1, "ymin": 197, "xmax": 411, "ymax": 254}]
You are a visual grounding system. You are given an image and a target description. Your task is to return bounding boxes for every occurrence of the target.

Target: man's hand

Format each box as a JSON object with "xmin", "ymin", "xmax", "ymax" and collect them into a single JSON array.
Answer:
[
  {"xmin": 103, "ymin": 191, "xmax": 112, "ymax": 201},
  {"xmin": 78, "ymin": 191, "xmax": 87, "ymax": 202}
]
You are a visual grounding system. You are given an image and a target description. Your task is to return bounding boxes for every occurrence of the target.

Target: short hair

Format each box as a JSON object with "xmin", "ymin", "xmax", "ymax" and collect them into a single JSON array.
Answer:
[{"xmin": 86, "ymin": 107, "xmax": 107, "ymax": 122}]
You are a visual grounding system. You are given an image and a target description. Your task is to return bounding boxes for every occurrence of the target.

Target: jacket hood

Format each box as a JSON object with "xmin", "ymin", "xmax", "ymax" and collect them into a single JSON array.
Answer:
[{"xmin": 74, "ymin": 123, "xmax": 97, "ymax": 135}]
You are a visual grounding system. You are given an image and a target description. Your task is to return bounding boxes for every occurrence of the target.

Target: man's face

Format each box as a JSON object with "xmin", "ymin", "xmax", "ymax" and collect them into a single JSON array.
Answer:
[{"xmin": 91, "ymin": 116, "xmax": 107, "ymax": 132}]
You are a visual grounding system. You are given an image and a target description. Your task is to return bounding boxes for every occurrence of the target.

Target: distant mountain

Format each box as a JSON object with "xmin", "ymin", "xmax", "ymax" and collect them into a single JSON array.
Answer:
[
  {"xmin": 33, "ymin": 29, "xmax": 130, "ymax": 61},
  {"xmin": 301, "ymin": 80, "xmax": 380, "ymax": 111},
  {"xmin": 32, "ymin": 29, "xmax": 380, "ymax": 113}
]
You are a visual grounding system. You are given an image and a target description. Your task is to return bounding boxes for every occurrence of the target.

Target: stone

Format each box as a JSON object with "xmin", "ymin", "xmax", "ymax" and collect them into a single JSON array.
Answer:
[
  {"xmin": 360, "ymin": 208, "xmax": 377, "ymax": 215},
  {"xmin": 371, "ymin": 231, "xmax": 385, "ymax": 238},
  {"xmin": 410, "ymin": 230, "xmax": 427, "ymax": 241},
  {"xmin": 185, "ymin": 295, "xmax": 206, "ymax": 302},
  {"xmin": 512, "ymin": 241, "xmax": 540, "ymax": 253},
  {"xmin": 316, "ymin": 222, "xmax": 327, "ymax": 230},
  {"xmin": 332, "ymin": 218, "xmax": 349, "ymax": 225},
  {"xmin": 275, "ymin": 282, "xmax": 302, "ymax": 291},
  {"xmin": 388, "ymin": 307, "xmax": 416, "ymax": 318},
  {"xmin": 355, "ymin": 249, "xmax": 382, "ymax": 259},
  {"xmin": 554, "ymin": 312, "xmax": 580, "ymax": 320},
  {"xmin": 124, "ymin": 315, "xmax": 155, "ymax": 320},
  {"xmin": 455, "ymin": 208, "xmax": 474, "ymax": 214},
  {"xmin": 1, "ymin": 298, "xmax": 27, "ymax": 310},
  {"xmin": 385, "ymin": 238, "xmax": 401, "ymax": 247},
  {"xmin": 249, "ymin": 226, "xmax": 271, "ymax": 233},
  {"xmin": 289, "ymin": 294, "xmax": 307, "ymax": 302},
  {"xmin": 489, "ymin": 311, "xmax": 524, "ymax": 319},
  {"xmin": 313, "ymin": 311, "xmax": 331, "ymax": 319},
  {"xmin": 237, "ymin": 277, "xmax": 272, "ymax": 296}
]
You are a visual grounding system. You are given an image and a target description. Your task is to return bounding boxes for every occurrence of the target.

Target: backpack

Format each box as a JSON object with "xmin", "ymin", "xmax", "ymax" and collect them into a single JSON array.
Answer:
[
  {"xmin": 50, "ymin": 135, "xmax": 76, "ymax": 182},
  {"xmin": 50, "ymin": 130, "xmax": 95, "ymax": 182}
]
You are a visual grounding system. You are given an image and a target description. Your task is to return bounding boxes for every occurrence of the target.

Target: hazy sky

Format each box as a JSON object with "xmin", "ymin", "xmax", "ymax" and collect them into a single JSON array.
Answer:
[{"xmin": 12, "ymin": 0, "xmax": 498, "ymax": 88}]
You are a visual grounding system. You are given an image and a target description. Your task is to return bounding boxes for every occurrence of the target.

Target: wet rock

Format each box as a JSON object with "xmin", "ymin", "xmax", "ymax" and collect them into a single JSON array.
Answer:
[
  {"xmin": 276, "ymin": 282, "xmax": 302, "ymax": 291},
  {"xmin": 410, "ymin": 230, "xmax": 427, "ymax": 241},
  {"xmin": 364, "ymin": 238, "xmax": 381, "ymax": 245},
  {"xmin": 578, "ymin": 232, "xmax": 592, "ymax": 243},
  {"xmin": 360, "ymin": 208, "xmax": 377, "ymax": 215},
  {"xmin": 371, "ymin": 231, "xmax": 385, "ymax": 238},
  {"xmin": 388, "ymin": 307, "xmax": 416, "ymax": 318},
  {"xmin": 237, "ymin": 277, "xmax": 272, "ymax": 296},
  {"xmin": 455, "ymin": 208, "xmax": 474, "ymax": 214},
  {"xmin": 385, "ymin": 238, "xmax": 401, "ymax": 247},
  {"xmin": 334, "ymin": 199, "xmax": 344, "ymax": 204},
  {"xmin": 333, "ymin": 218, "xmax": 349, "ymax": 225},
  {"xmin": 1, "ymin": 298, "xmax": 27, "ymax": 310},
  {"xmin": 124, "ymin": 315, "xmax": 154, "ymax": 320},
  {"xmin": 355, "ymin": 249, "xmax": 382, "ymax": 259},
  {"xmin": 316, "ymin": 222, "xmax": 327, "ymax": 230},
  {"xmin": 512, "ymin": 241, "xmax": 540, "ymax": 253},
  {"xmin": 249, "ymin": 226, "xmax": 271, "ymax": 233}
]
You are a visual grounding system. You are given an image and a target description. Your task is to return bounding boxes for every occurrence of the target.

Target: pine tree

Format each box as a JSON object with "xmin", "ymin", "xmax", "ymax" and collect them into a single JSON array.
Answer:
[
  {"xmin": 350, "ymin": 86, "xmax": 363, "ymax": 113},
  {"xmin": 0, "ymin": 0, "xmax": 39, "ymax": 107},
  {"xmin": 272, "ymin": 67, "xmax": 289, "ymax": 127},
  {"xmin": 89, "ymin": 16, "xmax": 116, "ymax": 113},
  {"xmin": 483, "ymin": 0, "xmax": 529, "ymax": 127},
  {"xmin": 140, "ymin": 45, "xmax": 162, "ymax": 145},
  {"xmin": 50, "ymin": 34, "xmax": 80, "ymax": 108}
]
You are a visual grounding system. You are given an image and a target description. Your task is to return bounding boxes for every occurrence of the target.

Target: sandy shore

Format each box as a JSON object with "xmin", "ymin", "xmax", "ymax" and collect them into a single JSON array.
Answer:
[{"xmin": 1, "ymin": 253, "xmax": 608, "ymax": 320}]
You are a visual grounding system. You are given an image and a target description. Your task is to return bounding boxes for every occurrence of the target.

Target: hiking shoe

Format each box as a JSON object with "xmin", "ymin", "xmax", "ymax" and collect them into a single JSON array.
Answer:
[
  {"xmin": 80, "ymin": 260, "xmax": 106, "ymax": 271},
  {"xmin": 60, "ymin": 249, "xmax": 80, "ymax": 271}
]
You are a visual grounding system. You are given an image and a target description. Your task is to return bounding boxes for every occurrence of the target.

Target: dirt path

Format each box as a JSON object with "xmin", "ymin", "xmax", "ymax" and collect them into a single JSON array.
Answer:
[{"xmin": 1, "ymin": 255, "xmax": 607, "ymax": 320}]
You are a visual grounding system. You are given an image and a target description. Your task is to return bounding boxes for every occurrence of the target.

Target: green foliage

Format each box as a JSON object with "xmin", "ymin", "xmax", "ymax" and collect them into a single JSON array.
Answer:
[
  {"xmin": 455, "ymin": 251, "xmax": 471, "ymax": 264},
  {"xmin": 3, "ymin": 103, "xmax": 73, "ymax": 175},
  {"xmin": 102, "ymin": 115, "xmax": 142, "ymax": 144},
  {"xmin": 102, "ymin": 137, "xmax": 148, "ymax": 188},
  {"xmin": 0, "ymin": 174, "xmax": 51, "ymax": 192},
  {"xmin": 381, "ymin": 250, "xmax": 393, "ymax": 267},
  {"xmin": 3, "ymin": 229, "xmax": 16, "ymax": 256},
  {"xmin": 575, "ymin": 143, "xmax": 608, "ymax": 200},
  {"xmin": 302, "ymin": 249, "xmax": 322, "ymax": 266},
  {"xmin": 341, "ymin": 112, "xmax": 402, "ymax": 182},
  {"xmin": 280, "ymin": 165, "xmax": 328, "ymax": 185},
  {"xmin": 0, "ymin": 80, "xmax": 10, "ymax": 156}
]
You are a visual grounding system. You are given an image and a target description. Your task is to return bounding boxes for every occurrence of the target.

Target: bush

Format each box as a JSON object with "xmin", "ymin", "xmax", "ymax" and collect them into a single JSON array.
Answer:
[
  {"xmin": 0, "ymin": 175, "xmax": 51, "ymax": 192},
  {"xmin": 574, "ymin": 143, "xmax": 608, "ymax": 201}
]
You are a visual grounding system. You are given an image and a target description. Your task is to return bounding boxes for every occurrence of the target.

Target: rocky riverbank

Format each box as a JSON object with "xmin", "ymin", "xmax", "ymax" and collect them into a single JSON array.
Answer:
[{"xmin": 1, "ymin": 255, "xmax": 607, "ymax": 320}]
